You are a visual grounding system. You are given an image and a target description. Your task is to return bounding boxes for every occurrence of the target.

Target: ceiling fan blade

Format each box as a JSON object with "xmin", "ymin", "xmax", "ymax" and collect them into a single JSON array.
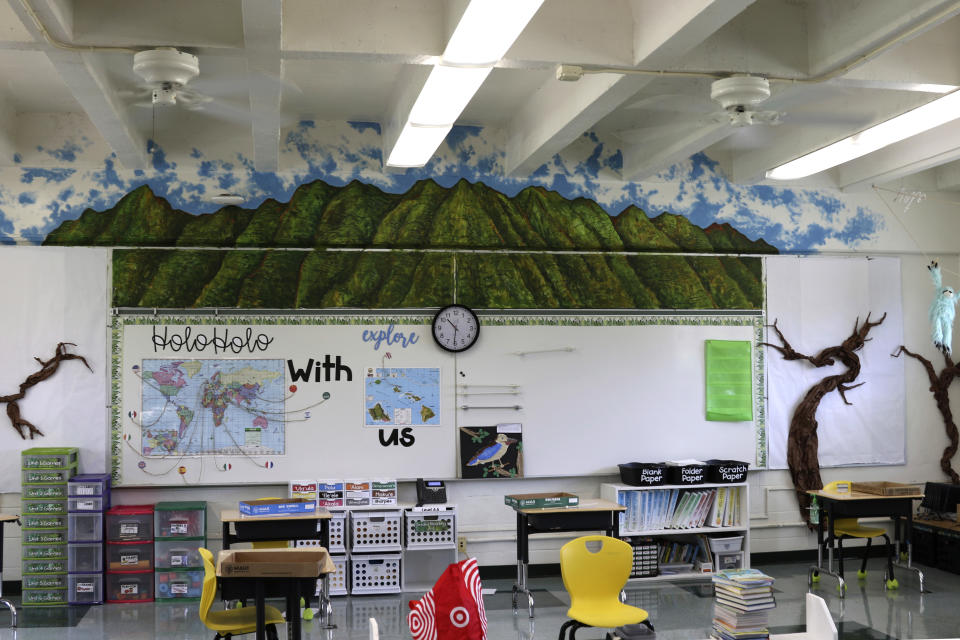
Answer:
[
  {"xmin": 623, "ymin": 93, "xmax": 718, "ymax": 115},
  {"xmin": 780, "ymin": 111, "xmax": 873, "ymax": 127},
  {"xmin": 618, "ymin": 117, "xmax": 723, "ymax": 144},
  {"xmin": 190, "ymin": 71, "xmax": 301, "ymax": 98},
  {"xmin": 193, "ymin": 97, "xmax": 299, "ymax": 129}
]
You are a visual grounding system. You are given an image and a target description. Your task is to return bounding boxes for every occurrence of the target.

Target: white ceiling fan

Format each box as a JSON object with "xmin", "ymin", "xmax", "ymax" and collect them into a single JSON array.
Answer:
[
  {"xmin": 127, "ymin": 47, "xmax": 209, "ymax": 110},
  {"xmin": 122, "ymin": 47, "xmax": 297, "ymax": 126},
  {"xmin": 619, "ymin": 74, "xmax": 867, "ymax": 146}
]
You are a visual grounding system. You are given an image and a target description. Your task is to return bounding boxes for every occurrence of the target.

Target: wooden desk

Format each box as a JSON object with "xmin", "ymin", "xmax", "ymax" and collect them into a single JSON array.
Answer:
[
  {"xmin": 806, "ymin": 489, "xmax": 924, "ymax": 597},
  {"xmin": 216, "ymin": 550, "xmax": 330, "ymax": 640},
  {"xmin": 220, "ymin": 509, "xmax": 333, "ymax": 628},
  {"xmin": 0, "ymin": 514, "xmax": 18, "ymax": 628},
  {"xmin": 509, "ymin": 498, "xmax": 626, "ymax": 618}
]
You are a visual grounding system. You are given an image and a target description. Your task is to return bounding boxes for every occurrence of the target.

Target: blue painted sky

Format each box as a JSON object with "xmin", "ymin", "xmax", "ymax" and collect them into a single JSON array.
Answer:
[{"xmin": 0, "ymin": 121, "xmax": 888, "ymax": 251}]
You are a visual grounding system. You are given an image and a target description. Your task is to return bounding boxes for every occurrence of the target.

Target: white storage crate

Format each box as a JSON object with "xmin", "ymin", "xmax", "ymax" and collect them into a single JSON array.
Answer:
[
  {"xmin": 314, "ymin": 554, "xmax": 348, "ymax": 596},
  {"xmin": 708, "ymin": 535, "xmax": 743, "ymax": 553},
  {"xmin": 329, "ymin": 510, "xmax": 347, "ymax": 552},
  {"xmin": 350, "ymin": 554, "xmax": 401, "ymax": 594},
  {"xmin": 405, "ymin": 509, "xmax": 456, "ymax": 549},
  {"xmin": 350, "ymin": 510, "xmax": 402, "ymax": 552},
  {"xmin": 402, "ymin": 547, "xmax": 457, "ymax": 593}
]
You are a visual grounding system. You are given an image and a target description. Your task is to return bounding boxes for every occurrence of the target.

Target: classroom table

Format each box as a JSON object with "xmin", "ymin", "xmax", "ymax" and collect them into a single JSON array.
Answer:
[
  {"xmin": 0, "ymin": 514, "xmax": 18, "ymax": 628},
  {"xmin": 216, "ymin": 551, "xmax": 325, "ymax": 640},
  {"xmin": 509, "ymin": 498, "xmax": 625, "ymax": 618},
  {"xmin": 806, "ymin": 488, "xmax": 924, "ymax": 598},
  {"xmin": 220, "ymin": 509, "xmax": 334, "ymax": 627}
]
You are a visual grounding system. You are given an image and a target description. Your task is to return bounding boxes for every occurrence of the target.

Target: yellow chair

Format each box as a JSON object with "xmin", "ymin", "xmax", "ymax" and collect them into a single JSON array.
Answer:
[
  {"xmin": 198, "ymin": 548, "xmax": 285, "ymax": 640},
  {"xmin": 822, "ymin": 481, "xmax": 897, "ymax": 589},
  {"xmin": 558, "ymin": 536, "xmax": 653, "ymax": 640}
]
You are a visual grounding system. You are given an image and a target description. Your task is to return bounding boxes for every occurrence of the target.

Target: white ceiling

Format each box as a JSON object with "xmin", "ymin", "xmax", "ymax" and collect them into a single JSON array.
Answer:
[{"xmin": 3, "ymin": 0, "xmax": 960, "ymax": 191}]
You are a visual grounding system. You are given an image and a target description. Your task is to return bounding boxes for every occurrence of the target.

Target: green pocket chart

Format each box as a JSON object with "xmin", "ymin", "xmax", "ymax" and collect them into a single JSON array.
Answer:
[{"xmin": 705, "ymin": 339, "xmax": 753, "ymax": 421}]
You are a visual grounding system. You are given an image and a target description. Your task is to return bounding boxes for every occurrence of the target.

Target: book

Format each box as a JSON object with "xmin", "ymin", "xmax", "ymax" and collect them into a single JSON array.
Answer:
[
  {"xmin": 715, "ymin": 585, "xmax": 774, "ymax": 601},
  {"xmin": 714, "ymin": 595, "xmax": 776, "ymax": 612},
  {"xmin": 713, "ymin": 568, "xmax": 775, "ymax": 586},
  {"xmin": 711, "ymin": 487, "xmax": 727, "ymax": 527}
]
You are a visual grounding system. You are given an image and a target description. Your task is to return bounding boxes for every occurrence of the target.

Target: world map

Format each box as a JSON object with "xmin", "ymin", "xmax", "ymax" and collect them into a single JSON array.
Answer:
[
  {"xmin": 365, "ymin": 367, "xmax": 440, "ymax": 426},
  {"xmin": 140, "ymin": 359, "xmax": 285, "ymax": 456}
]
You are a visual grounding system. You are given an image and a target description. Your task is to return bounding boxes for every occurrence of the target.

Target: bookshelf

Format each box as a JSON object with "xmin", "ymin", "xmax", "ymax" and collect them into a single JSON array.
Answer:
[{"xmin": 600, "ymin": 482, "xmax": 749, "ymax": 583}]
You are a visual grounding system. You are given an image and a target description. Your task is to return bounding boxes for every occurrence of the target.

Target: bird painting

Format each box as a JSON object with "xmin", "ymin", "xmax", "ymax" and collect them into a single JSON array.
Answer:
[{"xmin": 467, "ymin": 433, "xmax": 517, "ymax": 466}]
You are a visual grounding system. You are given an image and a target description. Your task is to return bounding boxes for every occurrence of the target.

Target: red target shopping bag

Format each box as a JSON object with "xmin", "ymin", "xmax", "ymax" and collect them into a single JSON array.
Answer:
[{"xmin": 408, "ymin": 557, "xmax": 487, "ymax": 640}]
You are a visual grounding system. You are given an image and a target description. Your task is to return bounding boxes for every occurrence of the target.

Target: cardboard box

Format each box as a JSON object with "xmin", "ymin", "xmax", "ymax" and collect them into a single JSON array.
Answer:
[
  {"xmin": 217, "ymin": 548, "xmax": 336, "ymax": 578},
  {"xmin": 504, "ymin": 492, "xmax": 579, "ymax": 510},
  {"xmin": 853, "ymin": 481, "xmax": 923, "ymax": 497},
  {"xmin": 238, "ymin": 497, "xmax": 316, "ymax": 517}
]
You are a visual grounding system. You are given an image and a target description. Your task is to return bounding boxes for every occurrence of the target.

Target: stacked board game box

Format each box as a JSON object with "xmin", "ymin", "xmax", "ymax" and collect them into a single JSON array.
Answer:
[{"xmin": 711, "ymin": 568, "xmax": 775, "ymax": 640}]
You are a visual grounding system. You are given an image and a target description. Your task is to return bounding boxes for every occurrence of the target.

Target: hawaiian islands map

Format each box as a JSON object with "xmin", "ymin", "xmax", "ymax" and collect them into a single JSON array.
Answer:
[
  {"xmin": 365, "ymin": 367, "xmax": 440, "ymax": 426},
  {"xmin": 140, "ymin": 359, "xmax": 285, "ymax": 456}
]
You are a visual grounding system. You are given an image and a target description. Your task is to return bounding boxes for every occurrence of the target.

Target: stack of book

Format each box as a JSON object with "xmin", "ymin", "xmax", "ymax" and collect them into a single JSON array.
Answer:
[{"xmin": 711, "ymin": 568, "xmax": 775, "ymax": 640}]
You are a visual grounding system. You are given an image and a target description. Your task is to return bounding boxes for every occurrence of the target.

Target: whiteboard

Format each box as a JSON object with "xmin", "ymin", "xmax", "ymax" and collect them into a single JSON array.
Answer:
[{"xmin": 113, "ymin": 314, "xmax": 763, "ymax": 486}]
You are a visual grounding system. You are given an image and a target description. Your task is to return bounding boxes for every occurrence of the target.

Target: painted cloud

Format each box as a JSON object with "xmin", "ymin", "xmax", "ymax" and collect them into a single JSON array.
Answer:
[{"xmin": 0, "ymin": 121, "xmax": 884, "ymax": 251}]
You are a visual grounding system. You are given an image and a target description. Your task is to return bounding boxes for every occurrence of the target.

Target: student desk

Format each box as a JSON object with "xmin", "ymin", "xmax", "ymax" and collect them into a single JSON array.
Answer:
[
  {"xmin": 220, "ymin": 509, "xmax": 333, "ymax": 627},
  {"xmin": 216, "ymin": 551, "xmax": 328, "ymax": 640},
  {"xmin": 806, "ymin": 489, "xmax": 924, "ymax": 597},
  {"xmin": 0, "ymin": 514, "xmax": 18, "ymax": 628},
  {"xmin": 510, "ymin": 498, "xmax": 625, "ymax": 618}
]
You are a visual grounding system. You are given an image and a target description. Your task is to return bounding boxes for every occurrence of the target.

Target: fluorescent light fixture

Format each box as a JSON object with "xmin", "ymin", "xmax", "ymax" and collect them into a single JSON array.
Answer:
[
  {"xmin": 767, "ymin": 89, "xmax": 960, "ymax": 180},
  {"xmin": 409, "ymin": 65, "xmax": 493, "ymax": 126},
  {"xmin": 443, "ymin": 0, "xmax": 544, "ymax": 65},
  {"xmin": 386, "ymin": 124, "xmax": 453, "ymax": 167},
  {"xmin": 384, "ymin": 0, "xmax": 543, "ymax": 167}
]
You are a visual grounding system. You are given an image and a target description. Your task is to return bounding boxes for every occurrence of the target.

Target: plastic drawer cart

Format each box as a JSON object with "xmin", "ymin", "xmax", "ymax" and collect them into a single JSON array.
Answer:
[
  {"xmin": 67, "ymin": 473, "xmax": 109, "ymax": 606},
  {"xmin": 21, "ymin": 447, "xmax": 77, "ymax": 606},
  {"xmin": 154, "ymin": 502, "xmax": 206, "ymax": 601},
  {"xmin": 106, "ymin": 505, "xmax": 154, "ymax": 603}
]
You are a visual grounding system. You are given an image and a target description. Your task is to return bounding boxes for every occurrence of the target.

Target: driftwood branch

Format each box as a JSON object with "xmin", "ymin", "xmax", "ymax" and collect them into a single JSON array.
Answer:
[
  {"xmin": 763, "ymin": 313, "xmax": 886, "ymax": 527},
  {"xmin": 892, "ymin": 345, "xmax": 960, "ymax": 483},
  {"xmin": 0, "ymin": 343, "xmax": 92, "ymax": 440}
]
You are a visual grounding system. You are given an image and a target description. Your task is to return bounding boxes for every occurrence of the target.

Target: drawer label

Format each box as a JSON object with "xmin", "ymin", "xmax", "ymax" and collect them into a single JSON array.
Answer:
[
  {"xmin": 76, "ymin": 581, "xmax": 94, "ymax": 593},
  {"xmin": 171, "ymin": 582, "xmax": 189, "ymax": 595},
  {"xmin": 120, "ymin": 583, "xmax": 139, "ymax": 595},
  {"xmin": 120, "ymin": 523, "xmax": 139, "ymax": 535},
  {"xmin": 120, "ymin": 553, "xmax": 139, "ymax": 565},
  {"xmin": 170, "ymin": 522, "xmax": 189, "ymax": 535}
]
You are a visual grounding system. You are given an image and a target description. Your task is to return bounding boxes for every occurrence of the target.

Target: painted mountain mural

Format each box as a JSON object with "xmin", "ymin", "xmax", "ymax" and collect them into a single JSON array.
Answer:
[{"xmin": 44, "ymin": 178, "xmax": 775, "ymax": 310}]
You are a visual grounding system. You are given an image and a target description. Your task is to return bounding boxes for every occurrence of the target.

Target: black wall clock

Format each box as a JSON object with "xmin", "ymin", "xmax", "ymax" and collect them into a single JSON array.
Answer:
[{"xmin": 431, "ymin": 304, "xmax": 479, "ymax": 353}]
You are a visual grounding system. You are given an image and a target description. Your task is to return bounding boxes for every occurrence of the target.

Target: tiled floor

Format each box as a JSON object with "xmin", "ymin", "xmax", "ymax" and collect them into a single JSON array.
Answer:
[{"xmin": 0, "ymin": 558, "xmax": 956, "ymax": 639}]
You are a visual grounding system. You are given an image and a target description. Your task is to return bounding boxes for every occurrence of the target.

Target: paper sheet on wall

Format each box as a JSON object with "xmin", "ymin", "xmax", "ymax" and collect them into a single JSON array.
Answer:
[
  {"xmin": 765, "ymin": 256, "xmax": 905, "ymax": 469},
  {"xmin": 0, "ymin": 247, "xmax": 109, "ymax": 492}
]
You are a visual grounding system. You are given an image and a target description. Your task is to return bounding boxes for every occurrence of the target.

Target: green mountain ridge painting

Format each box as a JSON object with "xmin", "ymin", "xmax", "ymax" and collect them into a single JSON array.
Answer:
[{"xmin": 44, "ymin": 178, "xmax": 775, "ymax": 310}]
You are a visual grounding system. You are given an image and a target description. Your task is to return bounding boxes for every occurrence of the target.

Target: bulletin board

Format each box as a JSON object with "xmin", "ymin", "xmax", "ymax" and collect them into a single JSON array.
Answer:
[{"xmin": 112, "ymin": 313, "xmax": 764, "ymax": 486}]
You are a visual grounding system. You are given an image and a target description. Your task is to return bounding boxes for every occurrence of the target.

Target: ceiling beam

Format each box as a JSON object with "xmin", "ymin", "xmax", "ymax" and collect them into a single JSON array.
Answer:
[
  {"xmin": 5, "ymin": 0, "xmax": 148, "ymax": 169},
  {"xmin": 832, "ymin": 119, "xmax": 960, "ymax": 191},
  {"xmin": 0, "ymin": 88, "xmax": 15, "ymax": 163},
  {"xmin": 806, "ymin": 0, "xmax": 960, "ymax": 77},
  {"xmin": 242, "ymin": 0, "xmax": 282, "ymax": 172},
  {"xmin": 621, "ymin": 122, "xmax": 732, "ymax": 182},
  {"xmin": 935, "ymin": 160, "xmax": 960, "ymax": 190},
  {"xmin": 503, "ymin": 0, "xmax": 755, "ymax": 178}
]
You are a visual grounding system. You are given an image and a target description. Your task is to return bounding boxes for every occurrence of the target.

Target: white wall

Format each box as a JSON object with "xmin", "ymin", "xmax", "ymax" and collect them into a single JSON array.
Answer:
[{"xmin": 2, "ymin": 253, "xmax": 959, "ymax": 579}]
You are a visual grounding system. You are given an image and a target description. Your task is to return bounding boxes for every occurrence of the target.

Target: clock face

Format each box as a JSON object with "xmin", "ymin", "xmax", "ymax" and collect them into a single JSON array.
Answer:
[{"xmin": 432, "ymin": 305, "xmax": 480, "ymax": 353}]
